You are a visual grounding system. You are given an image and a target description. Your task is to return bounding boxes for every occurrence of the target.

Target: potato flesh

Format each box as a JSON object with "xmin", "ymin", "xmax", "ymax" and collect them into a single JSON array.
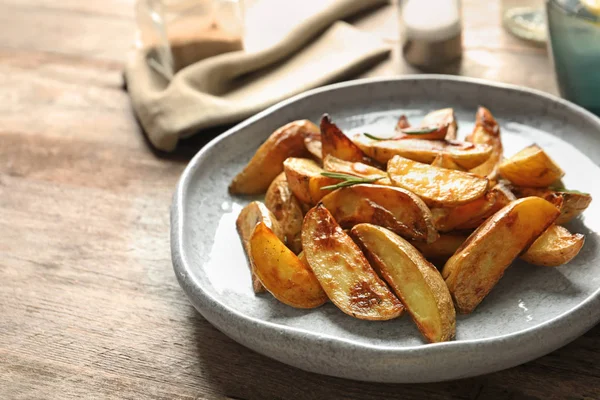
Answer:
[
  {"xmin": 265, "ymin": 173, "xmax": 304, "ymax": 254},
  {"xmin": 283, "ymin": 157, "xmax": 340, "ymax": 205},
  {"xmin": 521, "ymin": 225, "xmax": 585, "ymax": 267},
  {"xmin": 387, "ymin": 156, "xmax": 489, "ymax": 206},
  {"xmin": 236, "ymin": 201, "xmax": 285, "ymax": 293},
  {"xmin": 229, "ymin": 120, "xmax": 317, "ymax": 194},
  {"xmin": 412, "ymin": 234, "xmax": 468, "ymax": 260},
  {"xmin": 511, "ymin": 186, "xmax": 592, "ymax": 225},
  {"xmin": 323, "ymin": 155, "xmax": 386, "ymax": 179},
  {"xmin": 499, "ymin": 144, "xmax": 565, "ymax": 187},
  {"xmin": 430, "ymin": 153, "xmax": 464, "ymax": 171},
  {"xmin": 250, "ymin": 223, "xmax": 327, "ymax": 308},
  {"xmin": 352, "ymin": 134, "xmax": 493, "ymax": 169},
  {"xmin": 442, "ymin": 197, "xmax": 560, "ymax": 313},
  {"xmin": 302, "ymin": 205, "xmax": 404, "ymax": 320},
  {"xmin": 320, "ymin": 184, "xmax": 438, "ymax": 243},
  {"xmin": 320, "ymin": 115, "xmax": 372, "ymax": 164},
  {"xmin": 351, "ymin": 224, "xmax": 455, "ymax": 342},
  {"xmin": 468, "ymin": 126, "xmax": 503, "ymax": 178}
]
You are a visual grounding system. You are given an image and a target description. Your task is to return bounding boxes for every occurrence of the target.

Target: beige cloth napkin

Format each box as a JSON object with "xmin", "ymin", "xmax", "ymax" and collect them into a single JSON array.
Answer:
[{"xmin": 125, "ymin": 0, "xmax": 391, "ymax": 151}]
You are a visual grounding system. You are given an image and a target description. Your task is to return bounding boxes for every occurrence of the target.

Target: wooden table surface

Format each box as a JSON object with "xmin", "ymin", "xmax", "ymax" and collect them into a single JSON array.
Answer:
[{"xmin": 1, "ymin": 1, "xmax": 598, "ymax": 399}]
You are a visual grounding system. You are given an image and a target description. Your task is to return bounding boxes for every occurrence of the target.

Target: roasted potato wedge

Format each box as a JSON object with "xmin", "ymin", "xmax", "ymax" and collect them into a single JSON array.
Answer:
[
  {"xmin": 442, "ymin": 197, "xmax": 560, "ymax": 313},
  {"xmin": 430, "ymin": 153, "xmax": 465, "ymax": 170},
  {"xmin": 265, "ymin": 172, "xmax": 304, "ymax": 254},
  {"xmin": 431, "ymin": 183, "xmax": 516, "ymax": 232},
  {"xmin": 302, "ymin": 205, "xmax": 404, "ymax": 320},
  {"xmin": 229, "ymin": 120, "xmax": 318, "ymax": 194},
  {"xmin": 387, "ymin": 156, "xmax": 489, "ymax": 206},
  {"xmin": 250, "ymin": 222, "xmax": 327, "ymax": 308},
  {"xmin": 352, "ymin": 134, "xmax": 493, "ymax": 169},
  {"xmin": 467, "ymin": 107, "xmax": 503, "ymax": 178},
  {"xmin": 511, "ymin": 186, "xmax": 592, "ymax": 225},
  {"xmin": 320, "ymin": 184, "xmax": 438, "ymax": 243},
  {"xmin": 520, "ymin": 225, "xmax": 585, "ymax": 267},
  {"xmin": 283, "ymin": 157, "xmax": 340, "ymax": 205},
  {"xmin": 351, "ymin": 224, "xmax": 455, "ymax": 343},
  {"xmin": 499, "ymin": 144, "xmax": 565, "ymax": 187},
  {"xmin": 236, "ymin": 201, "xmax": 285, "ymax": 293},
  {"xmin": 412, "ymin": 233, "xmax": 468, "ymax": 260},
  {"xmin": 323, "ymin": 155, "xmax": 387, "ymax": 180},
  {"xmin": 320, "ymin": 114, "xmax": 373, "ymax": 164},
  {"xmin": 417, "ymin": 108, "xmax": 458, "ymax": 140},
  {"xmin": 303, "ymin": 130, "xmax": 323, "ymax": 162}
]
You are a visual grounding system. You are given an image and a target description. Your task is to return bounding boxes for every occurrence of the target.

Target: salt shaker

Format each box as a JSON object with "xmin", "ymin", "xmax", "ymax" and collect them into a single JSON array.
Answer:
[{"xmin": 399, "ymin": 0, "xmax": 463, "ymax": 71}]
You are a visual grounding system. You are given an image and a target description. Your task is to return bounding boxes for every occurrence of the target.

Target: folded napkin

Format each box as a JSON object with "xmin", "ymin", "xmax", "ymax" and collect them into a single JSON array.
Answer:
[{"xmin": 125, "ymin": 0, "xmax": 390, "ymax": 151}]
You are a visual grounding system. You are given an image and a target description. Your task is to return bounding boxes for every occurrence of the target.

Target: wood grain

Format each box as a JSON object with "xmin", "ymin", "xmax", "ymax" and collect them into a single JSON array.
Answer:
[{"xmin": 0, "ymin": 0, "xmax": 595, "ymax": 399}]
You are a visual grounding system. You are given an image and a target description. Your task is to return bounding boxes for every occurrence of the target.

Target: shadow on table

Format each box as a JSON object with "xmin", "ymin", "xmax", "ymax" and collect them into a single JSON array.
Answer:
[{"xmin": 184, "ymin": 306, "xmax": 561, "ymax": 400}]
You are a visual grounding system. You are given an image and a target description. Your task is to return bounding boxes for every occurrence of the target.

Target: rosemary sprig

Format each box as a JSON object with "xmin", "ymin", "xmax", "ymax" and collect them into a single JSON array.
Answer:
[
  {"xmin": 363, "ymin": 132, "xmax": 387, "ymax": 141},
  {"xmin": 320, "ymin": 172, "xmax": 386, "ymax": 190}
]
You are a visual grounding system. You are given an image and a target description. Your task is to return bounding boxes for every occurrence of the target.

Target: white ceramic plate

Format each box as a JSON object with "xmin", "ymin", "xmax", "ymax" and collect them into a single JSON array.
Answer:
[{"xmin": 171, "ymin": 76, "xmax": 600, "ymax": 383}]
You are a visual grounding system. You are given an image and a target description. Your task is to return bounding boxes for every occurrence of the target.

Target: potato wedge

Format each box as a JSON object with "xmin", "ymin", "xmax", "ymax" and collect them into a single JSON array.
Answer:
[
  {"xmin": 352, "ymin": 134, "xmax": 493, "ymax": 169},
  {"xmin": 236, "ymin": 201, "xmax": 285, "ymax": 293},
  {"xmin": 320, "ymin": 183, "xmax": 438, "ymax": 243},
  {"xmin": 467, "ymin": 107, "xmax": 503, "ymax": 178},
  {"xmin": 417, "ymin": 108, "xmax": 458, "ymax": 140},
  {"xmin": 412, "ymin": 233, "xmax": 468, "ymax": 260},
  {"xmin": 510, "ymin": 186, "xmax": 592, "ymax": 225},
  {"xmin": 265, "ymin": 172, "xmax": 304, "ymax": 254},
  {"xmin": 320, "ymin": 114, "xmax": 373, "ymax": 164},
  {"xmin": 323, "ymin": 155, "xmax": 386, "ymax": 179},
  {"xmin": 442, "ymin": 197, "xmax": 560, "ymax": 313},
  {"xmin": 498, "ymin": 144, "xmax": 565, "ymax": 187},
  {"xmin": 229, "ymin": 120, "xmax": 318, "ymax": 194},
  {"xmin": 430, "ymin": 153, "xmax": 465, "ymax": 171},
  {"xmin": 521, "ymin": 225, "xmax": 585, "ymax": 267},
  {"xmin": 388, "ymin": 156, "xmax": 489, "ymax": 206},
  {"xmin": 304, "ymin": 130, "xmax": 323, "ymax": 162},
  {"xmin": 250, "ymin": 222, "xmax": 327, "ymax": 308},
  {"xmin": 302, "ymin": 205, "xmax": 404, "ymax": 320},
  {"xmin": 351, "ymin": 224, "xmax": 455, "ymax": 342},
  {"xmin": 283, "ymin": 157, "xmax": 340, "ymax": 205},
  {"xmin": 396, "ymin": 115, "xmax": 410, "ymax": 130}
]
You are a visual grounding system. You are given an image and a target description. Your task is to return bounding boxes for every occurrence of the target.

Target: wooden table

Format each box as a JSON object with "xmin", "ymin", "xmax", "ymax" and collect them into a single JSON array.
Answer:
[{"xmin": 1, "ymin": 1, "xmax": 598, "ymax": 399}]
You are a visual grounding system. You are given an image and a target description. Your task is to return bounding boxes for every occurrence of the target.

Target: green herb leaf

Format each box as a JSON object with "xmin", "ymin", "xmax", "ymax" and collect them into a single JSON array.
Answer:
[
  {"xmin": 320, "ymin": 172, "xmax": 386, "ymax": 191},
  {"xmin": 400, "ymin": 126, "xmax": 438, "ymax": 135},
  {"xmin": 363, "ymin": 132, "xmax": 387, "ymax": 141}
]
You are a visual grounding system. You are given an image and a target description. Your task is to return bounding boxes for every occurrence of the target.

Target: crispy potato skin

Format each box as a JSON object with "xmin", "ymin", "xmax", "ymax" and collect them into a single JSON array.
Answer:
[
  {"xmin": 521, "ymin": 225, "xmax": 585, "ymax": 267},
  {"xmin": 265, "ymin": 173, "xmax": 304, "ymax": 254},
  {"xmin": 351, "ymin": 224, "xmax": 455, "ymax": 342},
  {"xmin": 304, "ymin": 130, "xmax": 323, "ymax": 162},
  {"xmin": 320, "ymin": 115, "xmax": 373, "ymax": 164},
  {"xmin": 301, "ymin": 205, "xmax": 404, "ymax": 320},
  {"xmin": 396, "ymin": 115, "xmax": 410, "ymax": 130},
  {"xmin": 283, "ymin": 157, "xmax": 340, "ymax": 205},
  {"xmin": 430, "ymin": 153, "xmax": 464, "ymax": 170},
  {"xmin": 320, "ymin": 184, "xmax": 438, "ymax": 243},
  {"xmin": 411, "ymin": 108, "xmax": 457, "ymax": 140},
  {"xmin": 236, "ymin": 201, "xmax": 285, "ymax": 293},
  {"xmin": 352, "ymin": 135, "xmax": 493, "ymax": 169},
  {"xmin": 442, "ymin": 197, "xmax": 560, "ymax": 313},
  {"xmin": 387, "ymin": 156, "xmax": 489, "ymax": 206},
  {"xmin": 229, "ymin": 120, "xmax": 319, "ymax": 194},
  {"xmin": 412, "ymin": 233, "xmax": 468, "ymax": 260},
  {"xmin": 467, "ymin": 107, "xmax": 503, "ymax": 178},
  {"xmin": 250, "ymin": 222, "xmax": 327, "ymax": 308},
  {"xmin": 499, "ymin": 144, "xmax": 565, "ymax": 187},
  {"xmin": 511, "ymin": 186, "xmax": 592, "ymax": 225}
]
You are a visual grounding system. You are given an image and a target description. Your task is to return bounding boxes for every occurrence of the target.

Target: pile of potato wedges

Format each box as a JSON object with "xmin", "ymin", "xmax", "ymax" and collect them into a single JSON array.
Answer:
[{"xmin": 229, "ymin": 107, "xmax": 592, "ymax": 343}]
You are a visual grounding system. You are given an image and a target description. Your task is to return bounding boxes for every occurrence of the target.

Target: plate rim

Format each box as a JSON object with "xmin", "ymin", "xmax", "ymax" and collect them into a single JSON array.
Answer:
[{"xmin": 171, "ymin": 75, "xmax": 600, "ymax": 380}]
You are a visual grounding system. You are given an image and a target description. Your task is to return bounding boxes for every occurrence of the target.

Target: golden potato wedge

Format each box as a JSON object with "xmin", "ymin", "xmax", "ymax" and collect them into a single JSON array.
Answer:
[
  {"xmin": 250, "ymin": 222, "xmax": 327, "ymax": 308},
  {"xmin": 229, "ymin": 120, "xmax": 318, "ymax": 194},
  {"xmin": 431, "ymin": 183, "xmax": 517, "ymax": 232},
  {"xmin": 430, "ymin": 153, "xmax": 465, "ymax": 171},
  {"xmin": 302, "ymin": 205, "xmax": 404, "ymax": 320},
  {"xmin": 499, "ymin": 144, "xmax": 565, "ymax": 187},
  {"xmin": 510, "ymin": 186, "xmax": 592, "ymax": 225},
  {"xmin": 320, "ymin": 183, "xmax": 438, "ymax": 243},
  {"xmin": 351, "ymin": 224, "xmax": 455, "ymax": 343},
  {"xmin": 387, "ymin": 156, "xmax": 489, "ymax": 206},
  {"xmin": 521, "ymin": 225, "xmax": 585, "ymax": 267},
  {"xmin": 412, "ymin": 233, "xmax": 468, "ymax": 260},
  {"xmin": 467, "ymin": 107, "xmax": 503, "ymax": 178},
  {"xmin": 236, "ymin": 201, "xmax": 285, "ymax": 293},
  {"xmin": 304, "ymin": 130, "xmax": 323, "ymax": 162},
  {"xmin": 320, "ymin": 114, "xmax": 374, "ymax": 164},
  {"xmin": 323, "ymin": 155, "xmax": 386, "ymax": 179},
  {"xmin": 442, "ymin": 197, "xmax": 560, "ymax": 313},
  {"xmin": 352, "ymin": 134, "xmax": 493, "ymax": 169},
  {"xmin": 265, "ymin": 172, "xmax": 304, "ymax": 254},
  {"xmin": 418, "ymin": 108, "xmax": 458, "ymax": 140},
  {"xmin": 283, "ymin": 157, "xmax": 340, "ymax": 205}
]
